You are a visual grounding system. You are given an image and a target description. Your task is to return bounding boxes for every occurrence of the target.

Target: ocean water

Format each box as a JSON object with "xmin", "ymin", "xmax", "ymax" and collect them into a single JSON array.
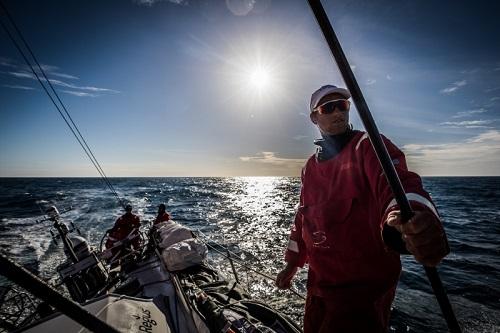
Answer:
[{"xmin": 0, "ymin": 177, "xmax": 499, "ymax": 333}]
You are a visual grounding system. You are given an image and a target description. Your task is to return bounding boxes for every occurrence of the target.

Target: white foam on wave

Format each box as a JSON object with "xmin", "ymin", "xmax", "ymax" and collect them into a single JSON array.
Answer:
[
  {"xmin": 20, "ymin": 222, "xmax": 53, "ymax": 261},
  {"xmin": 0, "ymin": 216, "xmax": 54, "ymax": 270},
  {"xmin": 2, "ymin": 216, "xmax": 37, "ymax": 227}
]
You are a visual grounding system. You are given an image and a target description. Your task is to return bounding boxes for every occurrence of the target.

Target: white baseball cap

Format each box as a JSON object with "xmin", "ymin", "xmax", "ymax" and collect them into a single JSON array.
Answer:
[{"xmin": 310, "ymin": 84, "xmax": 351, "ymax": 113}]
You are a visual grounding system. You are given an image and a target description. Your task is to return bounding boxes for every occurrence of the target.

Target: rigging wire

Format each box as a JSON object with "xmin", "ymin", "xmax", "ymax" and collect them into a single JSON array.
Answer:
[
  {"xmin": 195, "ymin": 232, "xmax": 306, "ymax": 300},
  {"xmin": 0, "ymin": 1, "xmax": 125, "ymax": 209}
]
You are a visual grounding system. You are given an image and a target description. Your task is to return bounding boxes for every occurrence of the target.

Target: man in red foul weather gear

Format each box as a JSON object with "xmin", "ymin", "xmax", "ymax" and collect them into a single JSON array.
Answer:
[
  {"xmin": 275, "ymin": 85, "xmax": 450, "ymax": 333},
  {"xmin": 105, "ymin": 204, "xmax": 141, "ymax": 256},
  {"xmin": 154, "ymin": 203, "xmax": 170, "ymax": 225}
]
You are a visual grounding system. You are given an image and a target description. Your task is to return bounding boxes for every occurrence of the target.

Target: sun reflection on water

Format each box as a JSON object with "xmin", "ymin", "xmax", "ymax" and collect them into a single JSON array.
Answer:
[{"xmin": 203, "ymin": 176, "xmax": 307, "ymax": 324}]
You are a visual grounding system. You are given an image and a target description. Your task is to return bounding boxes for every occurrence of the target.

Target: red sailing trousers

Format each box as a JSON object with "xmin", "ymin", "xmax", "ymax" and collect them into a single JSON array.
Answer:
[{"xmin": 304, "ymin": 286, "xmax": 396, "ymax": 333}]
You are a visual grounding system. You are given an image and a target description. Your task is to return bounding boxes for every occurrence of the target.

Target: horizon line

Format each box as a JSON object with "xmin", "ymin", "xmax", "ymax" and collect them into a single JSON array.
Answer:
[{"xmin": 1, "ymin": 175, "xmax": 500, "ymax": 178}]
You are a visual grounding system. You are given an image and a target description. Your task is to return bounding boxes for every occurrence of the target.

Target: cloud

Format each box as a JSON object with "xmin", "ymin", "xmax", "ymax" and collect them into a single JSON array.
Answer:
[
  {"xmin": 293, "ymin": 135, "xmax": 308, "ymax": 141},
  {"xmin": 61, "ymin": 90, "xmax": 98, "ymax": 97},
  {"xmin": 440, "ymin": 86, "xmax": 458, "ymax": 94},
  {"xmin": 38, "ymin": 64, "xmax": 58, "ymax": 72},
  {"xmin": 452, "ymin": 108, "xmax": 487, "ymax": 118},
  {"xmin": 460, "ymin": 68, "xmax": 479, "ymax": 74},
  {"xmin": 4, "ymin": 70, "xmax": 119, "ymax": 94},
  {"xmin": 467, "ymin": 130, "xmax": 500, "ymax": 143},
  {"xmin": 403, "ymin": 130, "xmax": 500, "ymax": 176},
  {"xmin": 440, "ymin": 80, "xmax": 467, "ymax": 94},
  {"xmin": 366, "ymin": 79, "xmax": 376, "ymax": 85},
  {"xmin": 133, "ymin": 0, "xmax": 186, "ymax": 6},
  {"xmin": 491, "ymin": 97, "xmax": 500, "ymax": 102},
  {"xmin": 48, "ymin": 78, "xmax": 119, "ymax": 93},
  {"xmin": 7, "ymin": 71, "xmax": 34, "ymax": 79},
  {"xmin": 485, "ymin": 86, "xmax": 500, "ymax": 93},
  {"xmin": 439, "ymin": 119, "xmax": 497, "ymax": 128},
  {"xmin": 50, "ymin": 72, "xmax": 80, "ymax": 80},
  {"xmin": 1, "ymin": 58, "xmax": 79, "ymax": 80},
  {"xmin": 0, "ymin": 58, "xmax": 18, "ymax": 69},
  {"xmin": 1, "ymin": 58, "xmax": 117, "ymax": 96},
  {"xmin": 2, "ymin": 84, "xmax": 35, "ymax": 90},
  {"xmin": 239, "ymin": 152, "xmax": 305, "ymax": 167},
  {"xmin": 386, "ymin": 74, "xmax": 392, "ymax": 80},
  {"xmin": 441, "ymin": 86, "xmax": 459, "ymax": 94}
]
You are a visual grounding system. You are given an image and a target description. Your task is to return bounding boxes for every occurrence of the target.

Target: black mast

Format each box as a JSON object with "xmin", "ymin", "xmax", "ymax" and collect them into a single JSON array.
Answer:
[{"xmin": 306, "ymin": 1, "xmax": 461, "ymax": 332}]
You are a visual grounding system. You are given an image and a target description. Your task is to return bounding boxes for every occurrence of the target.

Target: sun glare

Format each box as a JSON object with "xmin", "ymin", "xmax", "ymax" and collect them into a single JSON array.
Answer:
[
  {"xmin": 249, "ymin": 68, "xmax": 270, "ymax": 89},
  {"xmin": 221, "ymin": 39, "xmax": 288, "ymax": 106}
]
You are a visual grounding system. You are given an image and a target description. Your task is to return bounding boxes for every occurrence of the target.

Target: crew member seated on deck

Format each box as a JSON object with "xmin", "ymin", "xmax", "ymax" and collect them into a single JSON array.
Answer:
[
  {"xmin": 105, "ymin": 204, "xmax": 141, "ymax": 256},
  {"xmin": 275, "ymin": 84, "xmax": 450, "ymax": 333},
  {"xmin": 154, "ymin": 203, "xmax": 171, "ymax": 225}
]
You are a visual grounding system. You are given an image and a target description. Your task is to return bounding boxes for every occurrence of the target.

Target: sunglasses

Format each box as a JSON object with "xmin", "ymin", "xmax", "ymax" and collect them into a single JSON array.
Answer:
[{"xmin": 314, "ymin": 99, "xmax": 350, "ymax": 114}]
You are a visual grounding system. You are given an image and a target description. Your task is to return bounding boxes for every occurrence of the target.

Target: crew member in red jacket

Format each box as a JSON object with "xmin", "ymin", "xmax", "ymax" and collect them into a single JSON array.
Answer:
[
  {"xmin": 105, "ymin": 204, "xmax": 141, "ymax": 254},
  {"xmin": 275, "ymin": 85, "xmax": 450, "ymax": 333},
  {"xmin": 154, "ymin": 203, "xmax": 171, "ymax": 225}
]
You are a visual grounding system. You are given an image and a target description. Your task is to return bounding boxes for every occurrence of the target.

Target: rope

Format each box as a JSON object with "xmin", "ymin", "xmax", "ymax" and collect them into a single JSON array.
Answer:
[
  {"xmin": 0, "ymin": 1, "xmax": 125, "ymax": 209},
  {"xmin": 195, "ymin": 232, "xmax": 306, "ymax": 300}
]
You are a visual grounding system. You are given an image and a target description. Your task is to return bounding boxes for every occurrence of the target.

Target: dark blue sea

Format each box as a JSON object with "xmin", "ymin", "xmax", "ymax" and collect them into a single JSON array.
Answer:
[{"xmin": 0, "ymin": 177, "xmax": 499, "ymax": 333}]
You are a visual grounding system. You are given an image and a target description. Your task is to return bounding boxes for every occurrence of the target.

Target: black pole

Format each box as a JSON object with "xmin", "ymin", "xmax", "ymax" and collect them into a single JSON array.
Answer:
[
  {"xmin": 53, "ymin": 219, "xmax": 79, "ymax": 263},
  {"xmin": 306, "ymin": 1, "xmax": 461, "ymax": 332},
  {"xmin": 0, "ymin": 253, "xmax": 121, "ymax": 333}
]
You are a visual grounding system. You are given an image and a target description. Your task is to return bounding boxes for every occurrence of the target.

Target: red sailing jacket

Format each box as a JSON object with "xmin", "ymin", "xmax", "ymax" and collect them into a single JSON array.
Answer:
[
  {"xmin": 154, "ymin": 212, "xmax": 171, "ymax": 225},
  {"xmin": 285, "ymin": 131, "xmax": 441, "ymax": 301},
  {"xmin": 106, "ymin": 212, "xmax": 141, "ymax": 250}
]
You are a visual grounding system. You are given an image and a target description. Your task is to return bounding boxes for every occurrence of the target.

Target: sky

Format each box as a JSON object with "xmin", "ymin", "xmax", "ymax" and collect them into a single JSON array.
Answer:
[{"xmin": 1, "ymin": 0, "xmax": 499, "ymax": 177}]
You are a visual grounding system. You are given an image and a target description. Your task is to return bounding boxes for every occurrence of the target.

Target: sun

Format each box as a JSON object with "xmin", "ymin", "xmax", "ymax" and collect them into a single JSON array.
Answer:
[
  {"xmin": 220, "ymin": 40, "xmax": 285, "ymax": 106},
  {"xmin": 249, "ymin": 68, "xmax": 271, "ymax": 89}
]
